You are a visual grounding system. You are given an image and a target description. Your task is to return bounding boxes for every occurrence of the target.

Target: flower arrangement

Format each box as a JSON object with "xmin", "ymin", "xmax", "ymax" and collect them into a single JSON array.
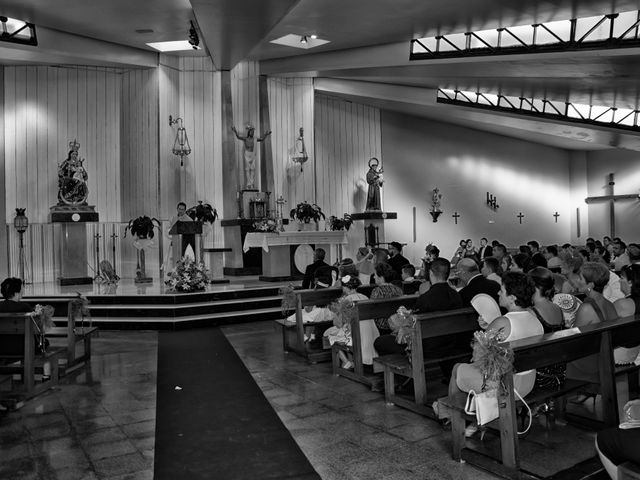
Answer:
[
  {"xmin": 69, "ymin": 294, "xmax": 91, "ymax": 332},
  {"xmin": 387, "ymin": 306, "xmax": 417, "ymax": 350},
  {"xmin": 279, "ymin": 284, "xmax": 297, "ymax": 317},
  {"xmin": 328, "ymin": 214, "xmax": 353, "ymax": 231},
  {"xmin": 165, "ymin": 257, "xmax": 210, "ymax": 292},
  {"xmin": 290, "ymin": 201, "xmax": 325, "ymax": 224},
  {"xmin": 125, "ymin": 216, "xmax": 161, "ymax": 239},
  {"xmin": 28, "ymin": 304, "xmax": 55, "ymax": 353},
  {"xmin": 253, "ymin": 218, "xmax": 278, "ymax": 233},
  {"xmin": 328, "ymin": 297, "xmax": 358, "ymax": 330},
  {"xmin": 187, "ymin": 201, "xmax": 218, "ymax": 223},
  {"xmin": 431, "ymin": 187, "xmax": 443, "ymax": 212},
  {"xmin": 471, "ymin": 329, "xmax": 514, "ymax": 386}
]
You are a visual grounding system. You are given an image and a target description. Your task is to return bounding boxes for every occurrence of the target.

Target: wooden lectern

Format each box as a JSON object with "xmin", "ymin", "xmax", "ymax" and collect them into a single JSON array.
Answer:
[{"xmin": 169, "ymin": 221, "xmax": 203, "ymax": 262}]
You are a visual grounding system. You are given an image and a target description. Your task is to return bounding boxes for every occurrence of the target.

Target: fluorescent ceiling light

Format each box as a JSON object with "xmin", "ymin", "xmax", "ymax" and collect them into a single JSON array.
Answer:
[
  {"xmin": 270, "ymin": 34, "xmax": 329, "ymax": 50},
  {"xmin": 146, "ymin": 40, "xmax": 200, "ymax": 52}
]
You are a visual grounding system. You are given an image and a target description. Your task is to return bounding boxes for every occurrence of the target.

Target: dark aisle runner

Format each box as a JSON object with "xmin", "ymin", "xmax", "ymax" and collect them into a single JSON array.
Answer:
[{"xmin": 154, "ymin": 327, "xmax": 320, "ymax": 480}]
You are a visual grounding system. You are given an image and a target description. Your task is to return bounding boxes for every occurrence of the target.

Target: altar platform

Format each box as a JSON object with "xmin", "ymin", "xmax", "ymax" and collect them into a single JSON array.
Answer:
[{"xmin": 22, "ymin": 276, "xmax": 293, "ymax": 330}]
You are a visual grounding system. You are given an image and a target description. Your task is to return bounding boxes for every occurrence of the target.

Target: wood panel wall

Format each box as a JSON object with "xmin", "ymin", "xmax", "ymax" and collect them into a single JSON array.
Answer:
[
  {"xmin": 120, "ymin": 68, "xmax": 160, "ymax": 220},
  {"xmin": 267, "ymin": 77, "xmax": 315, "ymax": 210},
  {"xmin": 314, "ymin": 93, "xmax": 381, "ymax": 218},
  {"xmin": 3, "ymin": 66, "xmax": 122, "ymax": 223}
]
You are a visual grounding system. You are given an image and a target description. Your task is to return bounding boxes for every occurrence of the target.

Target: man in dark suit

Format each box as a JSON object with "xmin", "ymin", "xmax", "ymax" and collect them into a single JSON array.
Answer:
[
  {"xmin": 478, "ymin": 237, "xmax": 493, "ymax": 262},
  {"xmin": 457, "ymin": 258, "xmax": 500, "ymax": 306},
  {"xmin": 387, "ymin": 241, "xmax": 409, "ymax": 275},
  {"xmin": 374, "ymin": 257, "xmax": 462, "ymax": 356},
  {"xmin": 301, "ymin": 248, "xmax": 329, "ymax": 289}
]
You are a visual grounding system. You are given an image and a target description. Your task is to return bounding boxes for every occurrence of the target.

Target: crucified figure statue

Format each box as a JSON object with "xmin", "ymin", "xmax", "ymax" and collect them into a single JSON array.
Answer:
[{"xmin": 232, "ymin": 124, "xmax": 271, "ymax": 189}]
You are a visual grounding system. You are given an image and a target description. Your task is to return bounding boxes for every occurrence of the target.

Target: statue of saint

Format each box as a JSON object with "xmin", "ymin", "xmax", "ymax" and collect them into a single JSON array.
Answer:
[
  {"xmin": 232, "ymin": 124, "xmax": 271, "ymax": 189},
  {"xmin": 57, "ymin": 139, "xmax": 89, "ymax": 206},
  {"xmin": 365, "ymin": 157, "xmax": 384, "ymax": 211}
]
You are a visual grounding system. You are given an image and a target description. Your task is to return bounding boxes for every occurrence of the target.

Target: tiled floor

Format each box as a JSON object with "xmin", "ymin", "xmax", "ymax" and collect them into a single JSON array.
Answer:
[{"xmin": 0, "ymin": 321, "xmax": 612, "ymax": 479}]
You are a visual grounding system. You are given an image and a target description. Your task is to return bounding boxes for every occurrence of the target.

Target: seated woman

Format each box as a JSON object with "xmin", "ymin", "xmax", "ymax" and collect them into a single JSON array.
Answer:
[
  {"xmin": 560, "ymin": 254, "xmax": 584, "ymax": 294},
  {"xmin": 442, "ymin": 272, "xmax": 543, "ymax": 431},
  {"xmin": 370, "ymin": 262, "xmax": 403, "ymax": 334},
  {"xmin": 612, "ymin": 264, "xmax": 640, "ymax": 366},
  {"xmin": 528, "ymin": 267, "xmax": 567, "ymax": 388},
  {"xmin": 566, "ymin": 262, "xmax": 619, "ymax": 385},
  {"xmin": 324, "ymin": 276, "xmax": 378, "ymax": 369},
  {"xmin": 355, "ymin": 247, "xmax": 375, "ymax": 285},
  {"xmin": 509, "ymin": 253, "xmax": 531, "ymax": 273},
  {"xmin": 0, "ymin": 277, "xmax": 50, "ymax": 389}
]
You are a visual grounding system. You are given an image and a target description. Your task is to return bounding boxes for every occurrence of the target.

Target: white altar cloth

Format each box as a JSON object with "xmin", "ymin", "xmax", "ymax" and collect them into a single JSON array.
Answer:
[{"xmin": 243, "ymin": 231, "xmax": 348, "ymax": 253}]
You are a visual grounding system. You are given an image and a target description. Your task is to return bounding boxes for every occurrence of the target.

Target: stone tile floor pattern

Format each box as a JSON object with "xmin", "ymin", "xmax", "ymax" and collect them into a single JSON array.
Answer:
[{"xmin": 0, "ymin": 322, "xmax": 613, "ymax": 479}]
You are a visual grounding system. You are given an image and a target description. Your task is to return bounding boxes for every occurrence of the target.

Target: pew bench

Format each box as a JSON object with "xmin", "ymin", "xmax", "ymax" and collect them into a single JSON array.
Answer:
[
  {"xmin": 331, "ymin": 295, "xmax": 419, "ymax": 389},
  {"xmin": 46, "ymin": 325, "xmax": 98, "ymax": 373},
  {"xmin": 0, "ymin": 313, "xmax": 66, "ymax": 405},
  {"xmin": 274, "ymin": 287, "xmax": 343, "ymax": 363},
  {"xmin": 620, "ymin": 462, "xmax": 640, "ymax": 480},
  {"xmin": 373, "ymin": 307, "xmax": 478, "ymax": 417},
  {"xmin": 437, "ymin": 315, "xmax": 640, "ymax": 480}
]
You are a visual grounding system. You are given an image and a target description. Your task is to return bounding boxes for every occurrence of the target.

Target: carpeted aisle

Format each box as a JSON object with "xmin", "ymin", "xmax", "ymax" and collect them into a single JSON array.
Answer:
[{"xmin": 154, "ymin": 327, "xmax": 320, "ymax": 480}]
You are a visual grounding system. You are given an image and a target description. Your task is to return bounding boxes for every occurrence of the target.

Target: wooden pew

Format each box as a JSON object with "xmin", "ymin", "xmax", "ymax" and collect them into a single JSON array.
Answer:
[
  {"xmin": 46, "ymin": 301, "xmax": 98, "ymax": 373},
  {"xmin": 331, "ymin": 295, "xmax": 419, "ymax": 388},
  {"xmin": 274, "ymin": 287, "xmax": 343, "ymax": 363},
  {"xmin": 373, "ymin": 307, "xmax": 478, "ymax": 416},
  {"xmin": 438, "ymin": 315, "xmax": 640, "ymax": 480},
  {"xmin": 0, "ymin": 313, "xmax": 66, "ymax": 402}
]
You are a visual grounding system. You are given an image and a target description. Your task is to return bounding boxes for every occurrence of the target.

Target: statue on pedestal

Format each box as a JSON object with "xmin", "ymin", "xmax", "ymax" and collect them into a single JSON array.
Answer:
[
  {"xmin": 57, "ymin": 139, "xmax": 89, "ymax": 206},
  {"xmin": 232, "ymin": 124, "xmax": 271, "ymax": 189},
  {"xmin": 365, "ymin": 157, "xmax": 384, "ymax": 211}
]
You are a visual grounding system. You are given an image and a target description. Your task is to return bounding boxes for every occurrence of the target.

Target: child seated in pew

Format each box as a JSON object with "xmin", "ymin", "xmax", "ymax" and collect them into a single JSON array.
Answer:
[
  {"xmin": 285, "ymin": 267, "xmax": 338, "ymax": 347},
  {"xmin": 323, "ymin": 276, "xmax": 378, "ymax": 369}
]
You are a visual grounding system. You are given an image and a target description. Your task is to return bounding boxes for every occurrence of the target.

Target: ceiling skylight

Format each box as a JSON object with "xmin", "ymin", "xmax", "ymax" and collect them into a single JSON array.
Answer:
[
  {"xmin": 146, "ymin": 40, "xmax": 200, "ymax": 52},
  {"xmin": 270, "ymin": 34, "xmax": 329, "ymax": 50}
]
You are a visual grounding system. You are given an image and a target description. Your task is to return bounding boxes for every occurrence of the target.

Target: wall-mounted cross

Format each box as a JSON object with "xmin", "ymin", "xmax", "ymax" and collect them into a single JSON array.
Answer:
[
  {"xmin": 517, "ymin": 212, "xmax": 524, "ymax": 224},
  {"xmin": 553, "ymin": 212, "xmax": 560, "ymax": 223},
  {"xmin": 452, "ymin": 211, "xmax": 460, "ymax": 224},
  {"xmin": 585, "ymin": 173, "xmax": 639, "ymax": 238}
]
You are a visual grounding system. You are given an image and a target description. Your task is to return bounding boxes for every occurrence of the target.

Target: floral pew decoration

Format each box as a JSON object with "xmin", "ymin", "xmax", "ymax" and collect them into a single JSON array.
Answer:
[{"xmin": 28, "ymin": 304, "xmax": 55, "ymax": 354}]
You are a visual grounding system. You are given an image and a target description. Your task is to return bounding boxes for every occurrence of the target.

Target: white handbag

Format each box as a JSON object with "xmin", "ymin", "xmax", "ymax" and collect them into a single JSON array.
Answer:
[{"xmin": 464, "ymin": 389, "xmax": 499, "ymax": 426}]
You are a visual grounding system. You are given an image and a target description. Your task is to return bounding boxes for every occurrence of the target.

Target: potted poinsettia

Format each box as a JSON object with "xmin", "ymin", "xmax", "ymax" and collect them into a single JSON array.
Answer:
[
  {"xmin": 328, "ymin": 214, "xmax": 353, "ymax": 231},
  {"xmin": 124, "ymin": 216, "xmax": 161, "ymax": 283},
  {"xmin": 186, "ymin": 201, "xmax": 218, "ymax": 223},
  {"xmin": 290, "ymin": 201, "xmax": 325, "ymax": 231}
]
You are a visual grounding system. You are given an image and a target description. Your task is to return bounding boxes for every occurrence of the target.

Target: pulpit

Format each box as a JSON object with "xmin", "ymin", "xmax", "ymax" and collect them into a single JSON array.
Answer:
[{"xmin": 169, "ymin": 221, "xmax": 203, "ymax": 263}]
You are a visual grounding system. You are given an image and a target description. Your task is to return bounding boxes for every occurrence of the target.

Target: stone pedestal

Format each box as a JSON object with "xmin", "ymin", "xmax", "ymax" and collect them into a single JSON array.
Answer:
[
  {"xmin": 49, "ymin": 205, "xmax": 99, "ymax": 285},
  {"xmin": 350, "ymin": 211, "xmax": 397, "ymax": 248}
]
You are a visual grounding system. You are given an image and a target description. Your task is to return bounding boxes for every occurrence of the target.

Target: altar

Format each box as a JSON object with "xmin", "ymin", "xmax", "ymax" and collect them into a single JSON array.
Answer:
[{"xmin": 243, "ymin": 231, "xmax": 348, "ymax": 281}]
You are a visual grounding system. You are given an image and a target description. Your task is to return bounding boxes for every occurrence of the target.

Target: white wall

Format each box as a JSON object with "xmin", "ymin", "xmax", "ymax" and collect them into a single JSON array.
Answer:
[{"xmin": 379, "ymin": 111, "xmax": 573, "ymax": 265}]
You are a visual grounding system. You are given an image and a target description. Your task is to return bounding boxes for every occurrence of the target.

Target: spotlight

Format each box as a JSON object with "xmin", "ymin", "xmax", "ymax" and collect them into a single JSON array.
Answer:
[
  {"xmin": 300, "ymin": 35, "xmax": 307, "ymax": 44},
  {"xmin": 310, "ymin": 34, "xmax": 317, "ymax": 39},
  {"xmin": 188, "ymin": 20, "xmax": 199, "ymax": 49}
]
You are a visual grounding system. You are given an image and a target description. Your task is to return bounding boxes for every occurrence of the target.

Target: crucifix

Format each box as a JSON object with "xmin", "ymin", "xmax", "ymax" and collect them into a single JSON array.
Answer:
[
  {"xmin": 553, "ymin": 212, "xmax": 560, "ymax": 223},
  {"xmin": 452, "ymin": 211, "xmax": 460, "ymax": 224},
  {"xmin": 517, "ymin": 212, "xmax": 524, "ymax": 224},
  {"xmin": 585, "ymin": 173, "xmax": 639, "ymax": 238}
]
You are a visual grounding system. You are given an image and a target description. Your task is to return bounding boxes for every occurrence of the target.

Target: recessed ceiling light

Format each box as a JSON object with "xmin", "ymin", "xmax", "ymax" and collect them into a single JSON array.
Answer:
[
  {"xmin": 146, "ymin": 40, "xmax": 200, "ymax": 52},
  {"xmin": 270, "ymin": 34, "xmax": 329, "ymax": 50}
]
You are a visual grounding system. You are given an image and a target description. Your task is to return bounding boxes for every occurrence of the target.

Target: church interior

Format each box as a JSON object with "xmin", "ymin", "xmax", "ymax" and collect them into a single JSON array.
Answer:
[{"xmin": 1, "ymin": 0, "xmax": 640, "ymax": 479}]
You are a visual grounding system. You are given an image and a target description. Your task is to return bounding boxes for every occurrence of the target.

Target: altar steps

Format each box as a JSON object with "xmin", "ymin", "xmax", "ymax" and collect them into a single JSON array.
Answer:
[{"xmin": 26, "ymin": 285, "xmax": 287, "ymax": 330}]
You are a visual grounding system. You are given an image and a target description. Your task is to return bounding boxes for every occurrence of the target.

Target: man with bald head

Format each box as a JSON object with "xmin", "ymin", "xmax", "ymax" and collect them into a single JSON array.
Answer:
[{"xmin": 456, "ymin": 257, "xmax": 500, "ymax": 306}]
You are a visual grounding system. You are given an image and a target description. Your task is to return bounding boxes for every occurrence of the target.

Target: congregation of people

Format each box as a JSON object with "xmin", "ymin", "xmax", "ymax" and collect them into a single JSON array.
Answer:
[{"xmin": 298, "ymin": 235, "xmax": 640, "ymax": 479}]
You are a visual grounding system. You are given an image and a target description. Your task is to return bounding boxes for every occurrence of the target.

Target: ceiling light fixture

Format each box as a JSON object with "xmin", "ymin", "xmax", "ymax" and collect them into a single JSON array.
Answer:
[
  {"xmin": 0, "ymin": 16, "xmax": 37, "ymax": 46},
  {"xmin": 188, "ymin": 20, "xmax": 199, "ymax": 50},
  {"xmin": 310, "ymin": 34, "xmax": 317, "ymax": 40}
]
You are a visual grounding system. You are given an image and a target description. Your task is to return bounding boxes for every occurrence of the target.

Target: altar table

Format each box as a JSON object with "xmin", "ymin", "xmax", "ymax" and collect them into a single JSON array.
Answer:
[{"xmin": 243, "ymin": 231, "xmax": 348, "ymax": 281}]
